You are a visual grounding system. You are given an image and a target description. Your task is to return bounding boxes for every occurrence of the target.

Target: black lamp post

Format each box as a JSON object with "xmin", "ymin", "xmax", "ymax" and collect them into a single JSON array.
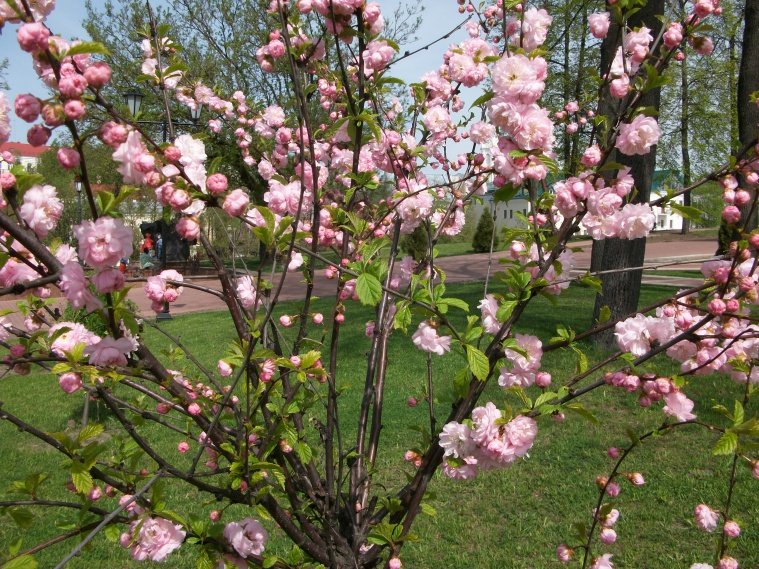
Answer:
[
  {"xmin": 121, "ymin": 90, "xmax": 203, "ymax": 321},
  {"xmin": 74, "ymin": 178, "xmax": 83, "ymax": 225}
]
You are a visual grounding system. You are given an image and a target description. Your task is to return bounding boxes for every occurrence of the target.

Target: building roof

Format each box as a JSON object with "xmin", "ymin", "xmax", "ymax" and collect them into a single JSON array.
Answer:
[{"xmin": 0, "ymin": 142, "xmax": 51, "ymax": 158}]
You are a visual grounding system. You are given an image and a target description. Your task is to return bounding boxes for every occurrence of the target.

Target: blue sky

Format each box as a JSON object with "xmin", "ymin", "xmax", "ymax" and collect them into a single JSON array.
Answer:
[{"xmin": 1, "ymin": 0, "xmax": 470, "ymax": 140}]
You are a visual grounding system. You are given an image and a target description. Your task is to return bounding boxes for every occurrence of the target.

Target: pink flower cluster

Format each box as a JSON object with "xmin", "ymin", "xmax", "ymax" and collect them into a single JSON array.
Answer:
[
  {"xmin": 412, "ymin": 321, "xmax": 451, "ymax": 356},
  {"xmin": 440, "ymin": 403, "xmax": 538, "ymax": 479},
  {"xmin": 498, "ymin": 334, "xmax": 543, "ymax": 388},
  {"xmin": 144, "ymin": 269, "xmax": 185, "ymax": 312},
  {"xmin": 120, "ymin": 516, "xmax": 185, "ymax": 562}
]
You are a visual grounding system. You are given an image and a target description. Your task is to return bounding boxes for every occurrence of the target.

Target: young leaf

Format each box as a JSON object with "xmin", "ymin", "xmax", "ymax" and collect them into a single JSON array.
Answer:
[
  {"xmin": 465, "ymin": 345, "xmax": 490, "ymax": 381},
  {"xmin": 355, "ymin": 273, "xmax": 382, "ymax": 306}
]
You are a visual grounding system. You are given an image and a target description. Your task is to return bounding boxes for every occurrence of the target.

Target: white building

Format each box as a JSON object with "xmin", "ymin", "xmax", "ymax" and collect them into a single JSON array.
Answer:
[{"xmin": 0, "ymin": 142, "xmax": 50, "ymax": 173}]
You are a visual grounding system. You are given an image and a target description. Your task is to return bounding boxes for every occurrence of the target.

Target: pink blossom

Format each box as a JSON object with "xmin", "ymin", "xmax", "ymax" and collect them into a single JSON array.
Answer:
[
  {"xmin": 124, "ymin": 517, "xmax": 185, "ymax": 562},
  {"xmin": 581, "ymin": 145, "xmax": 602, "ymax": 167},
  {"xmin": 388, "ymin": 558, "xmax": 402, "ymax": 569},
  {"xmin": 206, "ymin": 173, "xmax": 228, "ymax": 195},
  {"xmin": 176, "ymin": 216, "xmax": 200, "ymax": 240},
  {"xmin": 362, "ymin": 40, "xmax": 396, "ymax": 75},
  {"xmin": 74, "ymin": 217, "xmax": 133, "ymax": 269},
  {"xmin": 49, "ymin": 321, "xmax": 100, "ymax": 357},
  {"xmin": 663, "ymin": 23, "xmax": 683, "ymax": 49},
  {"xmin": 112, "ymin": 131, "xmax": 150, "ymax": 185},
  {"xmin": 236, "ymin": 276, "xmax": 262, "ymax": 309},
  {"xmin": 717, "ymin": 557, "xmax": 738, "ymax": 569},
  {"xmin": 63, "ymin": 99, "xmax": 86, "ymax": 120},
  {"xmin": 19, "ymin": 184, "xmax": 63, "ymax": 239},
  {"xmin": 58, "ymin": 73, "xmax": 88, "ymax": 99},
  {"xmin": 491, "ymin": 54, "xmax": 547, "ymax": 105},
  {"xmin": 223, "ymin": 518, "xmax": 268, "ymax": 558},
  {"xmin": 508, "ymin": 8, "xmax": 552, "ymax": 52},
  {"xmin": 600, "ymin": 527, "xmax": 617, "ymax": 544},
  {"xmin": 479, "ymin": 294, "xmax": 501, "ymax": 334},
  {"xmin": 57, "ymin": 147, "xmax": 80, "ymax": 170},
  {"xmin": 92, "ymin": 268, "xmax": 125, "ymax": 293},
  {"xmin": 663, "ymin": 391, "xmax": 697, "ymax": 422},
  {"xmin": 218, "ymin": 360, "xmax": 233, "ymax": 377},
  {"xmin": 694, "ymin": 504, "xmax": 719, "ymax": 532},
  {"xmin": 223, "ymin": 189, "xmax": 250, "ymax": 217},
  {"xmin": 723, "ymin": 520, "xmax": 741, "ymax": 538},
  {"xmin": 84, "ymin": 335, "xmax": 135, "ymax": 368},
  {"xmin": 591, "ymin": 553, "xmax": 614, "ymax": 569},
  {"xmin": 412, "ymin": 321, "xmax": 451, "ymax": 356},
  {"xmin": 617, "ymin": 203, "xmax": 655, "ymax": 239},
  {"xmin": 616, "ymin": 115, "xmax": 660, "ymax": 156},
  {"xmin": 556, "ymin": 544, "xmax": 573, "ymax": 563},
  {"xmin": 27, "ymin": 124, "xmax": 51, "ymax": 146},
  {"xmin": 188, "ymin": 402, "xmax": 201, "ymax": 416},
  {"xmin": 588, "ymin": 12, "xmax": 610, "ymax": 39},
  {"xmin": 17, "ymin": 23, "xmax": 50, "ymax": 53},
  {"xmin": 58, "ymin": 372, "xmax": 83, "ymax": 394},
  {"xmin": 177, "ymin": 441, "xmax": 190, "ymax": 453},
  {"xmin": 14, "ymin": 94, "xmax": 41, "ymax": 123},
  {"xmin": 59, "ymin": 262, "xmax": 103, "ymax": 312}
]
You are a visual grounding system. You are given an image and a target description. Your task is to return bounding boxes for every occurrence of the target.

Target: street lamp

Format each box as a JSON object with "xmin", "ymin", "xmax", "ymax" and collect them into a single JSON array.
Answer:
[
  {"xmin": 121, "ymin": 92, "xmax": 203, "ymax": 322},
  {"xmin": 122, "ymin": 90, "xmax": 144, "ymax": 117},
  {"xmin": 74, "ymin": 178, "xmax": 83, "ymax": 225}
]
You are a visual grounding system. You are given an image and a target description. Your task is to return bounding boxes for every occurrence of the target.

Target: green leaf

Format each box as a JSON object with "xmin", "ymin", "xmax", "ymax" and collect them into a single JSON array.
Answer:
[
  {"xmin": 438, "ymin": 297, "xmax": 469, "ymax": 312},
  {"xmin": 70, "ymin": 462, "xmax": 93, "ymax": 494},
  {"xmin": 493, "ymin": 184, "xmax": 520, "ymax": 203},
  {"xmin": 394, "ymin": 304, "xmax": 411, "ymax": 333},
  {"xmin": 597, "ymin": 305, "xmax": 612, "ymax": 324},
  {"xmin": 469, "ymin": 90, "xmax": 494, "ymax": 108},
  {"xmin": 465, "ymin": 345, "xmax": 490, "ymax": 381},
  {"xmin": 713, "ymin": 431, "xmax": 738, "ymax": 456},
  {"xmin": 565, "ymin": 403, "xmax": 599, "ymax": 425},
  {"xmin": 2, "ymin": 555, "xmax": 38, "ymax": 569},
  {"xmin": 8, "ymin": 508, "xmax": 34, "ymax": 530},
  {"xmin": 78, "ymin": 423, "xmax": 104, "ymax": 444},
  {"xmin": 104, "ymin": 525, "xmax": 122, "ymax": 542},
  {"xmin": 355, "ymin": 273, "xmax": 383, "ymax": 306},
  {"xmin": 579, "ymin": 274, "xmax": 602, "ymax": 293},
  {"xmin": 734, "ymin": 401, "xmax": 745, "ymax": 426},
  {"xmin": 65, "ymin": 41, "xmax": 111, "ymax": 57},
  {"xmin": 262, "ymin": 556, "xmax": 280, "ymax": 569},
  {"xmin": 669, "ymin": 203, "xmax": 705, "ymax": 222}
]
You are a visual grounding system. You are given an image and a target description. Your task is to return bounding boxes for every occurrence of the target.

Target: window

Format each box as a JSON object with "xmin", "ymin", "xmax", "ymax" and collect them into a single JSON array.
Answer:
[
  {"xmin": 503, "ymin": 209, "xmax": 508, "ymax": 219},
  {"xmin": 509, "ymin": 210, "xmax": 513, "ymax": 219}
]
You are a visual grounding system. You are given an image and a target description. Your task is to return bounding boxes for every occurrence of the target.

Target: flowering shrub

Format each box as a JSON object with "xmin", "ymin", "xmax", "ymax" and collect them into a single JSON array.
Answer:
[{"xmin": 0, "ymin": 0, "xmax": 757, "ymax": 568}]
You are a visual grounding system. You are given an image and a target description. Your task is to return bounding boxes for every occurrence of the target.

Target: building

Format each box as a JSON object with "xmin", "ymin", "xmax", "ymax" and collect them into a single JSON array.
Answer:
[
  {"xmin": 0, "ymin": 142, "xmax": 50, "ymax": 173},
  {"xmin": 471, "ymin": 169, "xmax": 684, "ymax": 236}
]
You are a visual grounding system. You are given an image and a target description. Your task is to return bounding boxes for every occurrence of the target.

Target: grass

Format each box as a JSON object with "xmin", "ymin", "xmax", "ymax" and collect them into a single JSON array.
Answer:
[{"xmin": 0, "ymin": 282, "xmax": 757, "ymax": 568}]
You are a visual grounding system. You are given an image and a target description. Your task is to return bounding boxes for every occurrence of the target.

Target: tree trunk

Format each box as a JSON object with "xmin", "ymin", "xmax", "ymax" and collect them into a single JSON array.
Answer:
[
  {"xmin": 590, "ymin": 0, "xmax": 665, "ymax": 347},
  {"xmin": 680, "ymin": 49, "xmax": 692, "ymax": 234},
  {"xmin": 738, "ymin": 0, "xmax": 759, "ymax": 231},
  {"xmin": 570, "ymin": 8, "xmax": 589, "ymax": 172}
]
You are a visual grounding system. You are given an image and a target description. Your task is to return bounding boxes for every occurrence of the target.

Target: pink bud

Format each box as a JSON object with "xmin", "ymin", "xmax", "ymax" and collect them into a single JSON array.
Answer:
[
  {"xmin": 177, "ymin": 441, "xmax": 190, "ymax": 453},
  {"xmin": 58, "ymin": 372, "xmax": 83, "ymax": 394},
  {"xmin": 312, "ymin": 312, "xmax": 324, "ymax": 324},
  {"xmin": 209, "ymin": 510, "xmax": 221, "ymax": 522},
  {"xmin": 187, "ymin": 402, "xmax": 201, "ymax": 416},
  {"xmin": 599, "ymin": 527, "xmax": 617, "ymax": 544},
  {"xmin": 723, "ymin": 520, "xmax": 741, "ymax": 538},
  {"xmin": 535, "ymin": 371, "xmax": 552, "ymax": 388}
]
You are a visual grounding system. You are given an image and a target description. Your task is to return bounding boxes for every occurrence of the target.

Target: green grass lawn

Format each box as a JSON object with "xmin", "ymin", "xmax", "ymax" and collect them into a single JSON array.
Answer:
[{"xmin": 0, "ymin": 282, "xmax": 757, "ymax": 568}]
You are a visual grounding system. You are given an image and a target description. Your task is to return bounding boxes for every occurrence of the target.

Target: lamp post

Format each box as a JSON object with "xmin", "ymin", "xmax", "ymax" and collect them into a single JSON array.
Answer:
[
  {"xmin": 74, "ymin": 178, "xmax": 83, "ymax": 225},
  {"xmin": 122, "ymin": 90, "xmax": 203, "ymax": 321}
]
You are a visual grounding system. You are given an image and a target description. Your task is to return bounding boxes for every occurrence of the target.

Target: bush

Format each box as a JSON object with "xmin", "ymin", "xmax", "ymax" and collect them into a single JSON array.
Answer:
[
  {"xmin": 401, "ymin": 225, "xmax": 429, "ymax": 261},
  {"xmin": 472, "ymin": 207, "xmax": 498, "ymax": 253}
]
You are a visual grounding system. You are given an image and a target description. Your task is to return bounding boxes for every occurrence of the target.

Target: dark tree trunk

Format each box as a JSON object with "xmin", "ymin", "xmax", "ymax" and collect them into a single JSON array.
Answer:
[
  {"xmin": 680, "ymin": 49, "xmax": 692, "ymax": 234},
  {"xmin": 570, "ymin": 8, "xmax": 589, "ymax": 173},
  {"xmin": 738, "ymin": 0, "xmax": 759, "ymax": 149},
  {"xmin": 738, "ymin": 0, "xmax": 759, "ymax": 231},
  {"xmin": 590, "ymin": 0, "xmax": 665, "ymax": 347}
]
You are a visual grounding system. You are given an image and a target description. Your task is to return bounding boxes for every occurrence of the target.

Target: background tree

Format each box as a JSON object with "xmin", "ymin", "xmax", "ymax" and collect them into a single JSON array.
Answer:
[
  {"xmin": 472, "ymin": 207, "xmax": 497, "ymax": 253},
  {"xmin": 590, "ymin": 0, "xmax": 666, "ymax": 347}
]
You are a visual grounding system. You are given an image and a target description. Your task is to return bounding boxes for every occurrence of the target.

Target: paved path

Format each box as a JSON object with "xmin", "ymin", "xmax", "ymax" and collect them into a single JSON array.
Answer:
[
  {"xmin": 0, "ymin": 237, "xmax": 718, "ymax": 323},
  {"xmin": 128, "ymin": 238, "xmax": 716, "ymax": 317}
]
